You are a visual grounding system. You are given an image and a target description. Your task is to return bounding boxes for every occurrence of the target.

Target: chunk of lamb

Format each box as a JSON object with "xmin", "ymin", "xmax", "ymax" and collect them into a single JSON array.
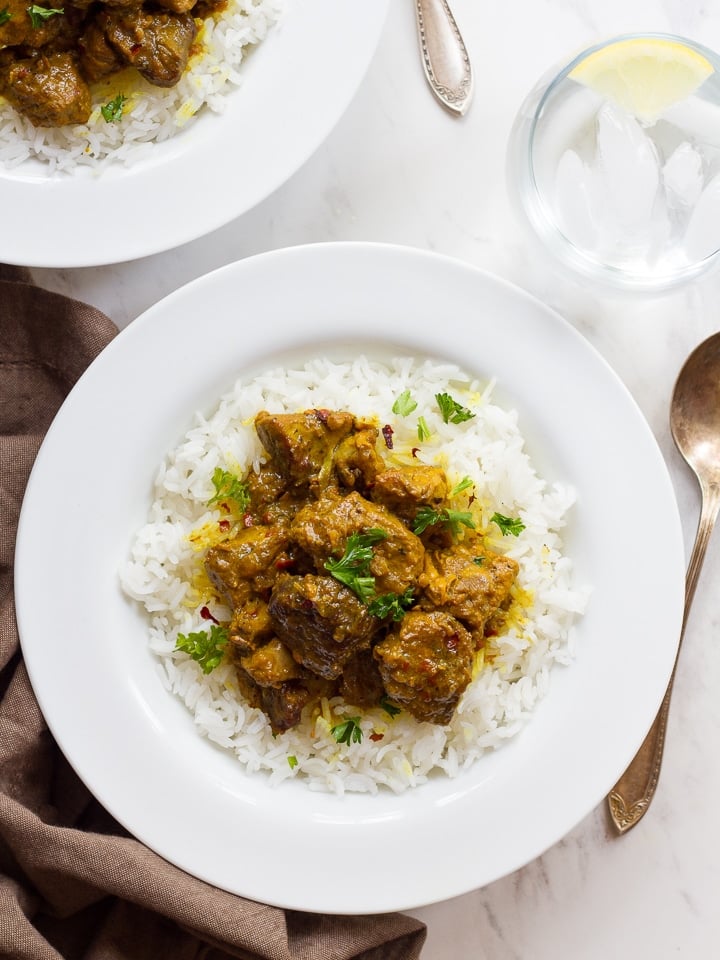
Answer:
[
  {"xmin": 255, "ymin": 409, "xmax": 355, "ymax": 488},
  {"xmin": 332, "ymin": 425, "xmax": 386, "ymax": 493},
  {"xmin": 374, "ymin": 610, "xmax": 475, "ymax": 725},
  {"xmin": 97, "ymin": 8, "xmax": 197, "ymax": 87},
  {"xmin": 372, "ymin": 464, "xmax": 449, "ymax": 523},
  {"xmin": 290, "ymin": 490, "xmax": 425, "ymax": 596},
  {"xmin": 240, "ymin": 638, "xmax": 304, "ymax": 688},
  {"xmin": 0, "ymin": 53, "xmax": 91, "ymax": 126},
  {"xmin": 418, "ymin": 538, "xmax": 519, "ymax": 631},
  {"xmin": 78, "ymin": 17, "xmax": 124, "ymax": 82},
  {"xmin": 339, "ymin": 649, "xmax": 385, "ymax": 708},
  {"xmin": 268, "ymin": 574, "xmax": 377, "ymax": 679},
  {"xmin": 204, "ymin": 525, "xmax": 289, "ymax": 608}
]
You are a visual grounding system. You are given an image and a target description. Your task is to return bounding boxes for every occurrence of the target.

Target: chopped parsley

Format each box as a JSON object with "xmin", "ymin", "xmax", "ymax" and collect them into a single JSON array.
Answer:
[
  {"xmin": 450, "ymin": 475, "xmax": 474, "ymax": 497},
  {"xmin": 287, "ymin": 755, "xmax": 298, "ymax": 769},
  {"xmin": 324, "ymin": 528, "xmax": 387, "ymax": 603},
  {"xmin": 175, "ymin": 624, "xmax": 228, "ymax": 674},
  {"xmin": 490, "ymin": 512, "xmax": 525, "ymax": 536},
  {"xmin": 27, "ymin": 4, "xmax": 63, "ymax": 27},
  {"xmin": 0, "ymin": 7, "xmax": 11, "ymax": 24},
  {"xmin": 435, "ymin": 391, "xmax": 475, "ymax": 424},
  {"xmin": 331, "ymin": 716, "xmax": 363, "ymax": 745},
  {"xmin": 392, "ymin": 389, "xmax": 417, "ymax": 417},
  {"xmin": 417, "ymin": 416, "xmax": 431, "ymax": 441},
  {"xmin": 101, "ymin": 93, "xmax": 127, "ymax": 123},
  {"xmin": 207, "ymin": 467, "xmax": 251, "ymax": 512},
  {"xmin": 368, "ymin": 587, "xmax": 415, "ymax": 622},
  {"xmin": 380, "ymin": 696, "xmax": 401, "ymax": 718},
  {"xmin": 472, "ymin": 556, "xmax": 485, "ymax": 566},
  {"xmin": 412, "ymin": 506, "xmax": 476, "ymax": 537}
]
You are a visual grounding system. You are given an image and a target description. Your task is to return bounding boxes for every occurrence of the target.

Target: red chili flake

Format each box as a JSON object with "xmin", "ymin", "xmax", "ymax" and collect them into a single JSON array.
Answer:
[
  {"xmin": 370, "ymin": 732, "xmax": 384, "ymax": 742},
  {"xmin": 130, "ymin": 43, "xmax": 141, "ymax": 55},
  {"xmin": 242, "ymin": 513, "xmax": 254, "ymax": 528},
  {"xmin": 468, "ymin": 492, "xmax": 476, "ymax": 505},
  {"xmin": 200, "ymin": 605, "xmax": 219, "ymax": 624},
  {"xmin": 315, "ymin": 409, "xmax": 330, "ymax": 424},
  {"xmin": 411, "ymin": 447, "xmax": 420, "ymax": 458},
  {"xmin": 218, "ymin": 519, "xmax": 231, "ymax": 532},
  {"xmin": 445, "ymin": 633, "xmax": 459, "ymax": 652},
  {"xmin": 275, "ymin": 557, "xmax": 295, "ymax": 571},
  {"xmin": 381, "ymin": 424, "xmax": 394, "ymax": 449},
  {"xmin": 220, "ymin": 501, "xmax": 231, "ymax": 513}
]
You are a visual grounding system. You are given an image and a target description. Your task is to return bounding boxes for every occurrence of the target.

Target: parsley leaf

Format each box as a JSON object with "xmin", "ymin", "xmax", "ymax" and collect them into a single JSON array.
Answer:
[
  {"xmin": 450, "ymin": 475, "xmax": 474, "ymax": 497},
  {"xmin": 380, "ymin": 696, "xmax": 401, "ymax": 718},
  {"xmin": 324, "ymin": 529, "xmax": 387, "ymax": 602},
  {"xmin": 435, "ymin": 392, "xmax": 475, "ymax": 424},
  {"xmin": 287, "ymin": 755, "xmax": 298, "ymax": 769},
  {"xmin": 412, "ymin": 506, "xmax": 476, "ymax": 537},
  {"xmin": 331, "ymin": 716, "xmax": 363, "ymax": 745},
  {"xmin": 175, "ymin": 624, "xmax": 228, "ymax": 674},
  {"xmin": 490, "ymin": 512, "xmax": 525, "ymax": 537},
  {"xmin": 472, "ymin": 556, "xmax": 485, "ymax": 566},
  {"xmin": 417, "ymin": 416, "xmax": 431, "ymax": 441},
  {"xmin": 0, "ymin": 7, "xmax": 12, "ymax": 24},
  {"xmin": 207, "ymin": 467, "xmax": 251, "ymax": 512},
  {"xmin": 368, "ymin": 587, "xmax": 415, "ymax": 622},
  {"xmin": 27, "ymin": 4, "xmax": 63, "ymax": 27},
  {"xmin": 392, "ymin": 389, "xmax": 417, "ymax": 417},
  {"xmin": 101, "ymin": 93, "xmax": 127, "ymax": 123}
]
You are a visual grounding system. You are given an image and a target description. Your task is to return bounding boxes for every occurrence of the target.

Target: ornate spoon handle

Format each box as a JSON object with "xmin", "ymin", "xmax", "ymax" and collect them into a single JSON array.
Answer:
[
  {"xmin": 608, "ymin": 481, "xmax": 720, "ymax": 833},
  {"xmin": 414, "ymin": 0, "xmax": 473, "ymax": 116}
]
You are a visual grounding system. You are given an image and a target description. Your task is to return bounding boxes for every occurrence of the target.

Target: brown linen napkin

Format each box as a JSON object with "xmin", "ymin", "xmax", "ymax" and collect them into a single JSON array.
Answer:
[{"xmin": 0, "ymin": 266, "xmax": 427, "ymax": 960}]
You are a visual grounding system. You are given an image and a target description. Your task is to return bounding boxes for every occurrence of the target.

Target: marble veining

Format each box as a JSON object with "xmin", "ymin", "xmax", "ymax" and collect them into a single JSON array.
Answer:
[{"xmin": 25, "ymin": 0, "xmax": 720, "ymax": 956}]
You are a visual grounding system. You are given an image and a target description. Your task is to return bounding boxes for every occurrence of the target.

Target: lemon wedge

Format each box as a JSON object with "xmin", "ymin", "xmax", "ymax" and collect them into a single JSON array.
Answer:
[{"xmin": 569, "ymin": 37, "xmax": 714, "ymax": 122}]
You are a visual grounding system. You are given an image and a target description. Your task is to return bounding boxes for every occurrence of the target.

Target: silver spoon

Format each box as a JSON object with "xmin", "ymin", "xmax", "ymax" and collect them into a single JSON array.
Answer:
[
  {"xmin": 608, "ymin": 332, "xmax": 720, "ymax": 833},
  {"xmin": 414, "ymin": 0, "xmax": 473, "ymax": 116}
]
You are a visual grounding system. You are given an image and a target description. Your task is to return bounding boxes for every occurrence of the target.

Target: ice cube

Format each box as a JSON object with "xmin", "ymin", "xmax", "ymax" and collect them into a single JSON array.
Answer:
[
  {"xmin": 684, "ymin": 171, "xmax": 720, "ymax": 260},
  {"xmin": 594, "ymin": 102, "xmax": 661, "ymax": 235},
  {"xmin": 553, "ymin": 148, "xmax": 598, "ymax": 250},
  {"xmin": 662, "ymin": 94, "xmax": 720, "ymax": 151},
  {"xmin": 532, "ymin": 84, "xmax": 605, "ymax": 199},
  {"xmin": 663, "ymin": 141, "xmax": 704, "ymax": 209}
]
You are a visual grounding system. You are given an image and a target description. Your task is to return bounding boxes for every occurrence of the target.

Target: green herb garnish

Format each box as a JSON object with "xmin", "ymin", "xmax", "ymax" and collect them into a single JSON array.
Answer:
[
  {"xmin": 412, "ymin": 506, "xmax": 475, "ymax": 536},
  {"xmin": 450, "ymin": 475, "xmax": 473, "ymax": 497},
  {"xmin": 490, "ymin": 512, "xmax": 525, "ymax": 537},
  {"xmin": 175, "ymin": 624, "xmax": 228, "ymax": 674},
  {"xmin": 27, "ymin": 4, "xmax": 63, "ymax": 27},
  {"xmin": 0, "ymin": 7, "xmax": 12, "ymax": 24},
  {"xmin": 380, "ymin": 696, "xmax": 401, "ymax": 718},
  {"xmin": 435, "ymin": 391, "xmax": 475, "ymax": 424},
  {"xmin": 331, "ymin": 716, "xmax": 363, "ymax": 745},
  {"xmin": 368, "ymin": 587, "xmax": 415, "ymax": 622},
  {"xmin": 207, "ymin": 467, "xmax": 251, "ymax": 512},
  {"xmin": 287, "ymin": 755, "xmax": 298, "ymax": 769},
  {"xmin": 392, "ymin": 389, "xmax": 417, "ymax": 417},
  {"xmin": 417, "ymin": 416, "xmax": 431, "ymax": 441},
  {"xmin": 101, "ymin": 93, "xmax": 127, "ymax": 123},
  {"xmin": 324, "ymin": 528, "xmax": 387, "ymax": 602},
  {"xmin": 472, "ymin": 556, "xmax": 485, "ymax": 566}
]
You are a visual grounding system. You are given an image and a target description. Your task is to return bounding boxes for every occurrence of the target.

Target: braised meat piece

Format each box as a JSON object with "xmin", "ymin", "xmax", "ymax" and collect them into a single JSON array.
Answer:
[
  {"xmin": 0, "ymin": 0, "xmax": 33, "ymax": 47},
  {"xmin": 204, "ymin": 525, "xmax": 289, "ymax": 608},
  {"xmin": 419, "ymin": 538, "xmax": 519, "ymax": 631},
  {"xmin": 269, "ymin": 574, "xmax": 378, "ymax": 679},
  {"xmin": 255, "ymin": 409, "xmax": 355, "ymax": 488},
  {"xmin": 240, "ymin": 638, "xmax": 304, "ymax": 688},
  {"xmin": 98, "ymin": 7, "xmax": 197, "ymax": 87},
  {"xmin": 290, "ymin": 490, "xmax": 425, "ymax": 596},
  {"xmin": 259, "ymin": 682, "xmax": 314, "ymax": 735},
  {"xmin": 374, "ymin": 611, "xmax": 475, "ymax": 725},
  {"xmin": 333, "ymin": 425, "xmax": 385, "ymax": 493},
  {"xmin": 227, "ymin": 598, "xmax": 274, "ymax": 656},
  {"xmin": 78, "ymin": 16, "xmax": 124, "ymax": 82},
  {"xmin": 339, "ymin": 649, "xmax": 385, "ymax": 708},
  {"xmin": 0, "ymin": 52, "xmax": 91, "ymax": 126},
  {"xmin": 372, "ymin": 465, "xmax": 449, "ymax": 523}
]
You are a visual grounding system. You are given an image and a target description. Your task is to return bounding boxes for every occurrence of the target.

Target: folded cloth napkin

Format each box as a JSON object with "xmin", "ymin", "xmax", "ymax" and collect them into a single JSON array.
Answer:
[{"xmin": 0, "ymin": 266, "xmax": 427, "ymax": 960}]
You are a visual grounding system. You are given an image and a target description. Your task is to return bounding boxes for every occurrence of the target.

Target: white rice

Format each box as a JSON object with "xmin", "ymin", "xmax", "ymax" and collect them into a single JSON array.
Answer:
[
  {"xmin": 121, "ymin": 357, "xmax": 589, "ymax": 795},
  {"xmin": 0, "ymin": 0, "xmax": 283, "ymax": 172}
]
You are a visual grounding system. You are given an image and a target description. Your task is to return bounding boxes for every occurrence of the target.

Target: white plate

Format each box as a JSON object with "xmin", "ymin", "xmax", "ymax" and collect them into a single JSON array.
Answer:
[
  {"xmin": 0, "ymin": 1, "xmax": 388, "ymax": 268},
  {"xmin": 15, "ymin": 243, "xmax": 684, "ymax": 914}
]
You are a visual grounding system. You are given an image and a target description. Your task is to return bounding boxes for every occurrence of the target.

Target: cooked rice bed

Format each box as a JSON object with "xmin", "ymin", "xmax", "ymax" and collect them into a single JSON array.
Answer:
[{"xmin": 120, "ymin": 357, "xmax": 587, "ymax": 795}]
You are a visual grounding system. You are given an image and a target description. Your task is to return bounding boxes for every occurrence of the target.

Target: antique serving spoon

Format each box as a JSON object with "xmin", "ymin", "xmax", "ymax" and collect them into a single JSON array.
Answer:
[
  {"xmin": 608, "ymin": 332, "xmax": 720, "ymax": 833},
  {"xmin": 414, "ymin": 0, "xmax": 473, "ymax": 116}
]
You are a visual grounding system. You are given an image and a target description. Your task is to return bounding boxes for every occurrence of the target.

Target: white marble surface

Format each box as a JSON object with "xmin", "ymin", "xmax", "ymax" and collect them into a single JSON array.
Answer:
[{"xmin": 25, "ymin": 0, "xmax": 720, "ymax": 956}]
